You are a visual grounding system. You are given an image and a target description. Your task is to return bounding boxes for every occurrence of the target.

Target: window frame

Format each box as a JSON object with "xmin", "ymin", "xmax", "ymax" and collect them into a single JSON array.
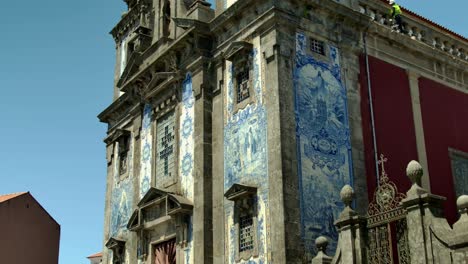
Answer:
[
  {"xmin": 232, "ymin": 55, "xmax": 255, "ymax": 113},
  {"xmin": 151, "ymin": 100, "xmax": 180, "ymax": 190},
  {"xmin": 224, "ymin": 184, "xmax": 259, "ymax": 262},
  {"xmin": 117, "ymin": 132, "xmax": 131, "ymax": 180},
  {"xmin": 449, "ymin": 148, "xmax": 468, "ymax": 198}
]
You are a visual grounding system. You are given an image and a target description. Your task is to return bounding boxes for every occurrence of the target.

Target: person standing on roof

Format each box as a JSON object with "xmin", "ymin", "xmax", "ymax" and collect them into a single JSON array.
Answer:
[{"xmin": 389, "ymin": 0, "xmax": 405, "ymax": 33}]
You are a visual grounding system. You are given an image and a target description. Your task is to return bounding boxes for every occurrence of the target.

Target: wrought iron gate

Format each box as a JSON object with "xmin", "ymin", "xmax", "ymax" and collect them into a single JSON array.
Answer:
[{"xmin": 366, "ymin": 155, "xmax": 410, "ymax": 264}]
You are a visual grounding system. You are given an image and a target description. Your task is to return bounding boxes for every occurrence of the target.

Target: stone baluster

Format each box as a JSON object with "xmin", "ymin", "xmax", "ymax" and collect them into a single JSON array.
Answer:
[
  {"xmin": 376, "ymin": 11, "xmax": 385, "ymax": 24},
  {"xmin": 332, "ymin": 185, "xmax": 367, "ymax": 264},
  {"xmin": 432, "ymin": 37, "xmax": 439, "ymax": 49},
  {"xmin": 358, "ymin": 5, "xmax": 366, "ymax": 14},
  {"xmin": 311, "ymin": 236, "xmax": 333, "ymax": 264},
  {"xmin": 368, "ymin": 9, "xmax": 376, "ymax": 20}
]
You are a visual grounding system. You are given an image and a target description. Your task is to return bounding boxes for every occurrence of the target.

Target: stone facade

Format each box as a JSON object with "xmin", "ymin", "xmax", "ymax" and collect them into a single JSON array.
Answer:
[{"xmin": 98, "ymin": 0, "xmax": 467, "ymax": 263}]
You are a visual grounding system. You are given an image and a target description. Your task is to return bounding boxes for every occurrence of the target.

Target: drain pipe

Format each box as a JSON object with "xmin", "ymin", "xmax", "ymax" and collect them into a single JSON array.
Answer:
[{"xmin": 363, "ymin": 31, "xmax": 380, "ymax": 184}]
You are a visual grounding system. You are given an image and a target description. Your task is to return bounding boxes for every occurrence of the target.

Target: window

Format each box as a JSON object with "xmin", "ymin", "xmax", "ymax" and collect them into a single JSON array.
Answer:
[
  {"xmin": 118, "ymin": 134, "xmax": 131, "ymax": 176},
  {"xmin": 224, "ymin": 41, "xmax": 255, "ymax": 112},
  {"xmin": 239, "ymin": 214, "xmax": 254, "ymax": 252},
  {"xmin": 236, "ymin": 65, "xmax": 250, "ymax": 103},
  {"xmin": 156, "ymin": 111, "xmax": 176, "ymax": 183},
  {"xmin": 310, "ymin": 38, "xmax": 325, "ymax": 55},
  {"xmin": 224, "ymin": 184, "xmax": 258, "ymax": 261},
  {"xmin": 105, "ymin": 238, "xmax": 126, "ymax": 264},
  {"xmin": 449, "ymin": 148, "xmax": 468, "ymax": 198}
]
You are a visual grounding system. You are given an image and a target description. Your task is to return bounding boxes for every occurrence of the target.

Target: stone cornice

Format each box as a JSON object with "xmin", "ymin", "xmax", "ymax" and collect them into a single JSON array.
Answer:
[
  {"xmin": 98, "ymin": 92, "xmax": 139, "ymax": 127},
  {"xmin": 110, "ymin": 0, "xmax": 152, "ymax": 43},
  {"xmin": 173, "ymin": 18, "xmax": 210, "ymax": 31},
  {"xmin": 210, "ymin": 0, "xmax": 254, "ymax": 33},
  {"xmin": 118, "ymin": 24, "xmax": 212, "ymax": 100}
]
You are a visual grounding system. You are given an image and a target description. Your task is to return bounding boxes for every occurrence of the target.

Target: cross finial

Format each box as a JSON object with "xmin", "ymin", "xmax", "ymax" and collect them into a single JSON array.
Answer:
[{"xmin": 378, "ymin": 154, "xmax": 388, "ymax": 178}]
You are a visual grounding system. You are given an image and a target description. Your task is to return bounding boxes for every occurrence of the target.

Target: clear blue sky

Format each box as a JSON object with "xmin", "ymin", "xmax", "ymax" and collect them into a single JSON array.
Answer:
[{"xmin": 0, "ymin": 1, "xmax": 464, "ymax": 264}]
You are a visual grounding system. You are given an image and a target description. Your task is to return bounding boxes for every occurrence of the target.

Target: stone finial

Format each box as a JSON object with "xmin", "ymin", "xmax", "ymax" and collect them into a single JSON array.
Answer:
[
  {"xmin": 315, "ymin": 236, "xmax": 328, "ymax": 252},
  {"xmin": 453, "ymin": 195, "xmax": 468, "ymax": 233},
  {"xmin": 406, "ymin": 160, "xmax": 423, "ymax": 185},
  {"xmin": 405, "ymin": 160, "xmax": 428, "ymax": 198},
  {"xmin": 340, "ymin": 185, "xmax": 355, "ymax": 207},
  {"xmin": 312, "ymin": 236, "xmax": 332, "ymax": 264},
  {"xmin": 457, "ymin": 195, "xmax": 468, "ymax": 213}
]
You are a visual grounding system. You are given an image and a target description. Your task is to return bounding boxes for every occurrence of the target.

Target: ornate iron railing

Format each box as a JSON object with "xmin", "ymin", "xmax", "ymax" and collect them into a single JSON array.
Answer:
[{"xmin": 366, "ymin": 154, "xmax": 410, "ymax": 264}]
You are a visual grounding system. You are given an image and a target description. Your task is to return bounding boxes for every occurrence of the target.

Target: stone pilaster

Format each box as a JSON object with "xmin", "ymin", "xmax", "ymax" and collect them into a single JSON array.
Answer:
[
  {"xmin": 192, "ymin": 62, "xmax": 213, "ymax": 264},
  {"xmin": 407, "ymin": 70, "xmax": 431, "ymax": 191}
]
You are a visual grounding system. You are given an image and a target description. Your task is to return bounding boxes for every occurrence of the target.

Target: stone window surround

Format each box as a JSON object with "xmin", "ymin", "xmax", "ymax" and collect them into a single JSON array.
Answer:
[
  {"xmin": 224, "ymin": 41, "xmax": 256, "ymax": 114},
  {"xmin": 118, "ymin": 134, "xmax": 131, "ymax": 176},
  {"xmin": 449, "ymin": 147, "xmax": 468, "ymax": 198},
  {"xmin": 224, "ymin": 184, "xmax": 259, "ymax": 262},
  {"xmin": 150, "ymin": 92, "xmax": 180, "ymax": 189},
  {"xmin": 112, "ymin": 129, "xmax": 132, "ymax": 181},
  {"xmin": 105, "ymin": 238, "xmax": 126, "ymax": 264},
  {"xmin": 232, "ymin": 56, "xmax": 254, "ymax": 111},
  {"xmin": 127, "ymin": 188, "xmax": 193, "ymax": 262},
  {"xmin": 304, "ymin": 34, "xmax": 330, "ymax": 63}
]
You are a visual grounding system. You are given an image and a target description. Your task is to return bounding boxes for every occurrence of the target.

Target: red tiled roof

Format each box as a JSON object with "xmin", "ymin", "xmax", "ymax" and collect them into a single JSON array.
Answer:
[
  {"xmin": 378, "ymin": 0, "xmax": 467, "ymax": 42},
  {"xmin": 0, "ymin": 192, "xmax": 28, "ymax": 203},
  {"xmin": 87, "ymin": 252, "xmax": 103, "ymax": 259}
]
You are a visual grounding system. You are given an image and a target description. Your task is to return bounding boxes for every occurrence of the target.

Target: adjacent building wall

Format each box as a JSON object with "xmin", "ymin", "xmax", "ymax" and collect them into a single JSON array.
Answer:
[{"xmin": 0, "ymin": 193, "xmax": 60, "ymax": 264}]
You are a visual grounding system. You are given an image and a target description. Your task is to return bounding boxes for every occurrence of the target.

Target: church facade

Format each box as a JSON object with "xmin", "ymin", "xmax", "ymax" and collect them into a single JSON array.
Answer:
[{"xmin": 98, "ymin": 0, "xmax": 468, "ymax": 263}]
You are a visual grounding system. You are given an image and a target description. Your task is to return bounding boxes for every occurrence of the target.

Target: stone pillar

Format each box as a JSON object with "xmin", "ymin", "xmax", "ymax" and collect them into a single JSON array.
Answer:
[
  {"xmin": 333, "ymin": 185, "xmax": 367, "ymax": 264},
  {"xmin": 407, "ymin": 70, "xmax": 430, "ymax": 190},
  {"xmin": 401, "ymin": 160, "xmax": 446, "ymax": 264}
]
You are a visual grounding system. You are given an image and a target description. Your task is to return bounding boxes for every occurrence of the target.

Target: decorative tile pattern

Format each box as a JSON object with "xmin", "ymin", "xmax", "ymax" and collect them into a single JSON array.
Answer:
[
  {"xmin": 110, "ymin": 138, "xmax": 135, "ymax": 236},
  {"xmin": 179, "ymin": 73, "xmax": 195, "ymax": 264},
  {"xmin": 224, "ymin": 37, "xmax": 267, "ymax": 264},
  {"xmin": 180, "ymin": 73, "xmax": 195, "ymax": 200},
  {"xmin": 139, "ymin": 104, "xmax": 153, "ymax": 198},
  {"xmin": 294, "ymin": 32, "xmax": 353, "ymax": 254}
]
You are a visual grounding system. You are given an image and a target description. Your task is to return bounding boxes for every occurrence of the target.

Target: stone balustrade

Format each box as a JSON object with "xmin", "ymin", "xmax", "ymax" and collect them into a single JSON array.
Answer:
[
  {"xmin": 358, "ymin": 1, "xmax": 468, "ymax": 63},
  {"xmin": 311, "ymin": 160, "xmax": 468, "ymax": 263}
]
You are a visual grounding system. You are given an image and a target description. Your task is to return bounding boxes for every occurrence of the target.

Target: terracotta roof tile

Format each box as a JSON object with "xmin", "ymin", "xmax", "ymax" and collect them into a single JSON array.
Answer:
[
  {"xmin": 0, "ymin": 192, "xmax": 28, "ymax": 203},
  {"xmin": 87, "ymin": 252, "xmax": 103, "ymax": 259}
]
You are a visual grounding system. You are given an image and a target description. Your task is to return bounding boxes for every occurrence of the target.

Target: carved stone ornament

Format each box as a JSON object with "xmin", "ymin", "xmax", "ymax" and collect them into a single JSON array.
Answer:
[
  {"xmin": 368, "ymin": 154, "xmax": 406, "ymax": 216},
  {"xmin": 457, "ymin": 195, "xmax": 468, "ymax": 213},
  {"xmin": 406, "ymin": 160, "xmax": 423, "ymax": 185},
  {"xmin": 224, "ymin": 183, "xmax": 257, "ymax": 201},
  {"xmin": 315, "ymin": 236, "xmax": 329, "ymax": 252},
  {"xmin": 340, "ymin": 184, "xmax": 354, "ymax": 207}
]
